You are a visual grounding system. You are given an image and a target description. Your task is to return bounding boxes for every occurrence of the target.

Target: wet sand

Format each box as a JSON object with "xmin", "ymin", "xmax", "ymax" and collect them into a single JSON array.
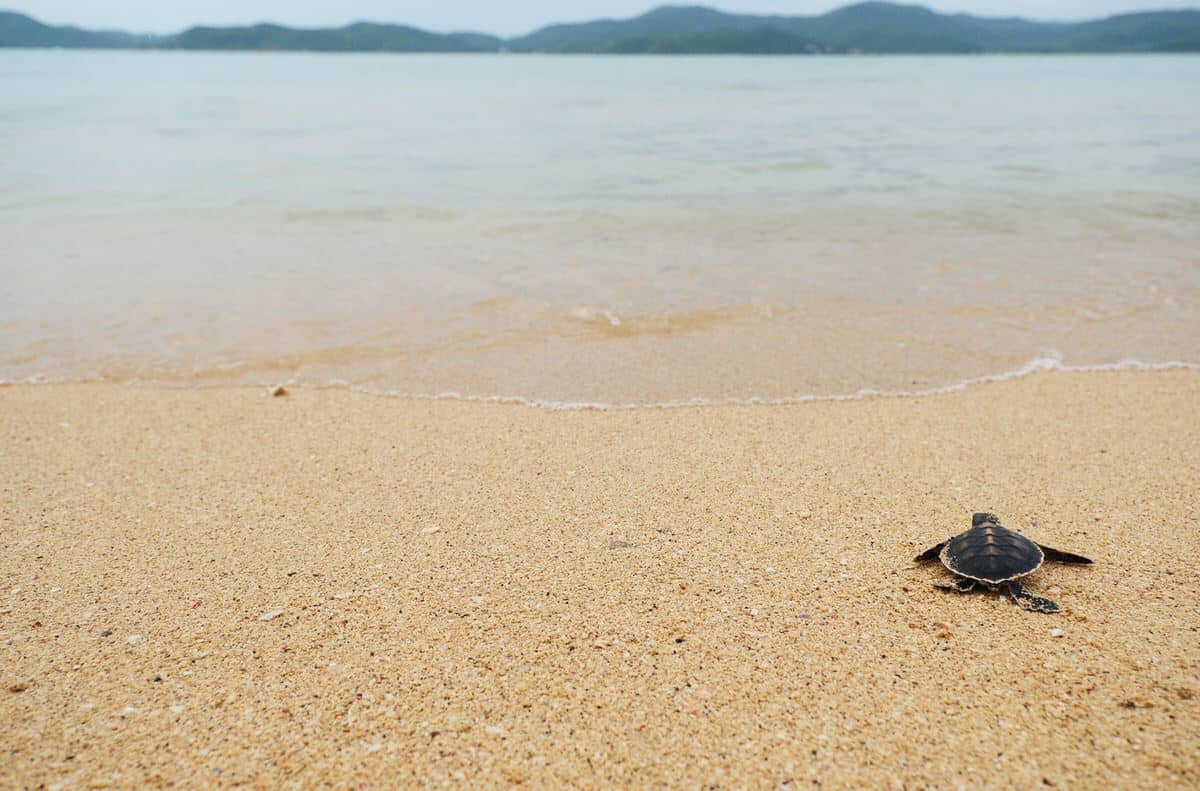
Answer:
[{"xmin": 1, "ymin": 370, "xmax": 1197, "ymax": 788}]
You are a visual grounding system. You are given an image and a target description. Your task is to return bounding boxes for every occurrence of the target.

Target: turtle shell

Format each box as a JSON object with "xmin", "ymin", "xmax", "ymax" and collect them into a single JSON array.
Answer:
[{"xmin": 940, "ymin": 519, "xmax": 1044, "ymax": 584}]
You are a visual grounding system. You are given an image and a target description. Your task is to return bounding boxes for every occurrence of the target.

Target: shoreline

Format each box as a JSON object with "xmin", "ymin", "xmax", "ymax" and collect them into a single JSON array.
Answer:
[
  {"xmin": 4, "ymin": 356, "xmax": 1198, "ymax": 411},
  {"xmin": 2, "ymin": 369, "xmax": 1197, "ymax": 787}
]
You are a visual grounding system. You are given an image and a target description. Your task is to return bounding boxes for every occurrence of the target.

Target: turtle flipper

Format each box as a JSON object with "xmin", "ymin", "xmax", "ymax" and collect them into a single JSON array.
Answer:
[
  {"xmin": 1037, "ymin": 544, "xmax": 1092, "ymax": 564},
  {"xmin": 1006, "ymin": 580, "xmax": 1059, "ymax": 613},
  {"xmin": 935, "ymin": 577, "xmax": 976, "ymax": 593},
  {"xmin": 914, "ymin": 540, "xmax": 947, "ymax": 563}
]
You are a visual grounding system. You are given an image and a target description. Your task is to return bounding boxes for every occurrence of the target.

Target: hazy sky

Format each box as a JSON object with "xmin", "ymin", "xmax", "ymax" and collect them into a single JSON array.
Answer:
[{"xmin": 16, "ymin": 1, "xmax": 1199, "ymax": 36}]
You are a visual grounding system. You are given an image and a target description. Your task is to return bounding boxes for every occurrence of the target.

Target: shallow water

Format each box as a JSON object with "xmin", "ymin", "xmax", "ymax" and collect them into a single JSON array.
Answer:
[{"xmin": 3, "ymin": 51, "xmax": 1198, "ymax": 403}]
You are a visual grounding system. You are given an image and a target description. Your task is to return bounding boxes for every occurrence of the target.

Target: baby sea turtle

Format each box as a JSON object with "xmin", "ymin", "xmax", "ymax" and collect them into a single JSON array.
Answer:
[{"xmin": 915, "ymin": 512, "xmax": 1092, "ymax": 613}]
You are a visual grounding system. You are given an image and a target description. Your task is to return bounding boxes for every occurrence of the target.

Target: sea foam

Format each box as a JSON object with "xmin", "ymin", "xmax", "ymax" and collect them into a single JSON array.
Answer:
[{"xmin": 354, "ymin": 356, "xmax": 1200, "ymax": 411}]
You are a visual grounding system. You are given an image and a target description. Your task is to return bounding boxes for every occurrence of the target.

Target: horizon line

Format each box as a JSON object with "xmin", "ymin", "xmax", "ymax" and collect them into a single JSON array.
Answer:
[{"xmin": 6, "ymin": 2, "xmax": 1199, "ymax": 40}]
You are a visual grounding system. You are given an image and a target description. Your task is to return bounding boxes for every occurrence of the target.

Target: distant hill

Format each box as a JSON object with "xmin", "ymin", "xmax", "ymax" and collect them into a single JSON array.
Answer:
[
  {"xmin": 2, "ymin": 3, "xmax": 1199, "ymax": 54},
  {"xmin": 1061, "ymin": 11, "xmax": 1200, "ymax": 52},
  {"xmin": 510, "ymin": 3, "xmax": 1200, "ymax": 54},
  {"xmin": 165, "ymin": 22, "xmax": 501, "ymax": 52},
  {"xmin": 604, "ymin": 27, "xmax": 825, "ymax": 55},
  {"xmin": 0, "ymin": 9, "xmax": 154, "ymax": 47}
]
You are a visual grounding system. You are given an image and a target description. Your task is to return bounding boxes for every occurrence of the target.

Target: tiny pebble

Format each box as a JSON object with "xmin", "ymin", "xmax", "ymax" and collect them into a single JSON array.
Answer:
[
  {"xmin": 1050, "ymin": 628, "xmax": 1064, "ymax": 638},
  {"xmin": 271, "ymin": 386, "xmax": 288, "ymax": 397},
  {"xmin": 100, "ymin": 630, "xmax": 113, "ymax": 637},
  {"xmin": 259, "ymin": 610, "xmax": 284, "ymax": 621},
  {"xmin": 170, "ymin": 704, "xmax": 185, "ymax": 714},
  {"xmin": 127, "ymin": 634, "xmax": 142, "ymax": 644}
]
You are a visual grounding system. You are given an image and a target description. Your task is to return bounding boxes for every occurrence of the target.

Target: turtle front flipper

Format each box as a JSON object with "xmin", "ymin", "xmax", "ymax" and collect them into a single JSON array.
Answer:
[
  {"xmin": 1006, "ymin": 580, "xmax": 1059, "ymax": 613},
  {"xmin": 934, "ymin": 577, "xmax": 976, "ymax": 593},
  {"xmin": 1037, "ymin": 544, "xmax": 1092, "ymax": 564},
  {"xmin": 914, "ymin": 540, "xmax": 947, "ymax": 563}
]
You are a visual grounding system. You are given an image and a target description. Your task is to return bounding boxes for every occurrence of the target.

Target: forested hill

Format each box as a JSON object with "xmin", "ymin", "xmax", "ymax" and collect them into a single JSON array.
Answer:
[
  {"xmin": 510, "ymin": 4, "xmax": 1200, "ymax": 53},
  {"xmin": 0, "ymin": 9, "xmax": 152, "ymax": 48},
  {"xmin": 166, "ymin": 23, "xmax": 502, "ymax": 52},
  {"xmin": 3, "ymin": 3, "xmax": 1199, "ymax": 54}
]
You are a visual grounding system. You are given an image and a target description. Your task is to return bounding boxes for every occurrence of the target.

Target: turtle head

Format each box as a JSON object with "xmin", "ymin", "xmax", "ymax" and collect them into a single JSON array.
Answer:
[{"xmin": 972, "ymin": 512, "xmax": 1001, "ymax": 527}]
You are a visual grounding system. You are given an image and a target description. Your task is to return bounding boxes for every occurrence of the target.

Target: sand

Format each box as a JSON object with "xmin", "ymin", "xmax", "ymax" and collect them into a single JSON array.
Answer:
[{"xmin": 1, "ymin": 370, "xmax": 1197, "ymax": 788}]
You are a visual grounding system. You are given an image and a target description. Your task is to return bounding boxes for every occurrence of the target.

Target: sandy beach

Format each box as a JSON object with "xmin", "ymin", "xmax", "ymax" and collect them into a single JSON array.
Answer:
[{"xmin": 1, "ymin": 369, "xmax": 1197, "ymax": 788}]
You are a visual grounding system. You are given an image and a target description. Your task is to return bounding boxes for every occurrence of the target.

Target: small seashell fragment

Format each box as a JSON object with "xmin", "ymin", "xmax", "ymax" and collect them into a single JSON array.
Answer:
[
  {"xmin": 1050, "ymin": 628, "xmax": 1064, "ymax": 638},
  {"xmin": 422, "ymin": 525, "xmax": 441, "ymax": 534},
  {"xmin": 259, "ymin": 609, "xmax": 284, "ymax": 621}
]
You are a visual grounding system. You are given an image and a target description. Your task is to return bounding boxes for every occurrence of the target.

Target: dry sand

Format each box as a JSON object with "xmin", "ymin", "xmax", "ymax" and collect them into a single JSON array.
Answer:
[{"xmin": 1, "ymin": 370, "xmax": 1197, "ymax": 788}]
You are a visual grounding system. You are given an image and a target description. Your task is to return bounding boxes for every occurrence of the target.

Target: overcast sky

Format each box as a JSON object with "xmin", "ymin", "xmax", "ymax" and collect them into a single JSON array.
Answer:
[{"xmin": 15, "ymin": 1, "xmax": 1199, "ymax": 36}]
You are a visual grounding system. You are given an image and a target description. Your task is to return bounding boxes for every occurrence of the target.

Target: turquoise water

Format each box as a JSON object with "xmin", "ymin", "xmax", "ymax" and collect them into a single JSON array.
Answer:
[{"xmin": 3, "ymin": 51, "xmax": 1199, "ymax": 403}]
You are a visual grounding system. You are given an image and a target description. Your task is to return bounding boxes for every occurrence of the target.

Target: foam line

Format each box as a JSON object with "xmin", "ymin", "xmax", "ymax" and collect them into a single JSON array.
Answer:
[
  {"xmin": 352, "ymin": 357, "xmax": 1200, "ymax": 411},
  {"xmin": 4, "ymin": 357, "xmax": 1197, "ymax": 408}
]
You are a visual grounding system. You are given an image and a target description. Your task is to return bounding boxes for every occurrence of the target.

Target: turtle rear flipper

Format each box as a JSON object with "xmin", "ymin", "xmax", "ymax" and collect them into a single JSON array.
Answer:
[
  {"xmin": 1006, "ymin": 580, "xmax": 1059, "ymax": 613},
  {"xmin": 1037, "ymin": 544, "xmax": 1092, "ymax": 564},
  {"xmin": 914, "ymin": 540, "xmax": 947, "ymax": 563},
  {"xmin": 935, "ymin": 577, "xmax": 976, "ymax": 593}
]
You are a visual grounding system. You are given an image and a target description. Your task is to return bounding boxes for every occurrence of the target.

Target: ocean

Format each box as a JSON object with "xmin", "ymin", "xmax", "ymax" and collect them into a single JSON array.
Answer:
[{"xmin": 3, "ymin": 50, "xmax": 1198, "ymax": 405}]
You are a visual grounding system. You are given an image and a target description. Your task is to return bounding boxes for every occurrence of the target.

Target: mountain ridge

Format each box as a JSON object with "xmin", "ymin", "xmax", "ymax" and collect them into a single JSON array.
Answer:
[{"xmin": 3, "ymin": 3, "xmax": 1199, "ymax": 54}]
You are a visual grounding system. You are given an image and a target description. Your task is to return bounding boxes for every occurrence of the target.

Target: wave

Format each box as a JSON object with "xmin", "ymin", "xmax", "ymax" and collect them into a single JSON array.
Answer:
[
  {"xmin": 353, "ymin": 356, "xmax": 1200, "ymax": 410},
  {"xmin": 3, "ymin": 356, "xmax": 1197, "ymax": 410}
]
